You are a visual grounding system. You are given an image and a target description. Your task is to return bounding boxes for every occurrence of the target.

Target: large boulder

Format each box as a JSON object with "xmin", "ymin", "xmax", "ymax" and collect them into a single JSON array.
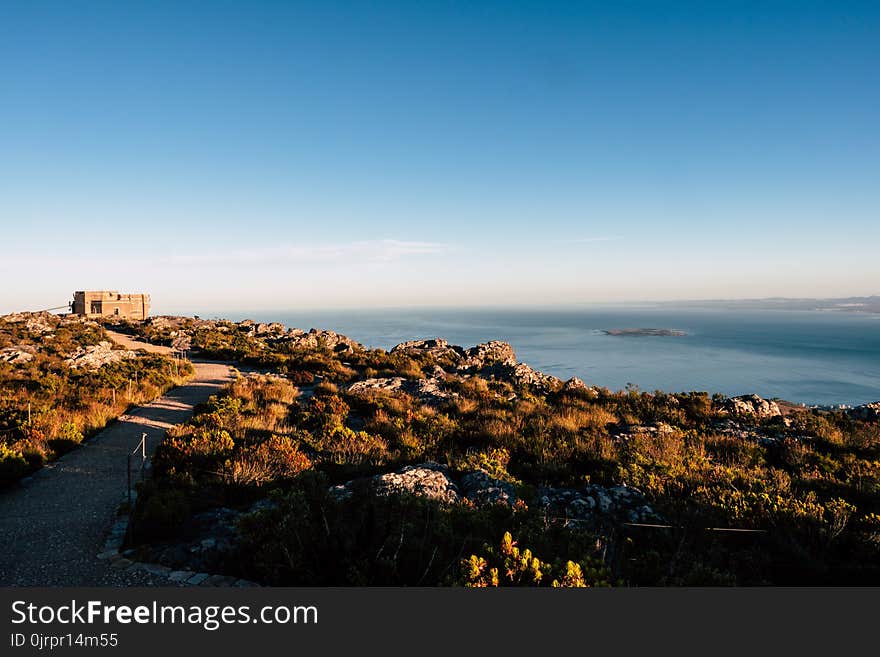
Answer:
[
  {"xmin": 459, "ymin": 341, "xmax": 517, "ymax": 370},
  {"xmin": 64, "ymin": 341, "xmax": 138, "ymax": 370},
  {"xmin": 562, "ymin": 377, "xmax": 590, "ymax": 392},
  {"xmin": 346, "ymin": 376, "xmax": 458, "ymax": 405},
  {"xmin": 723, "ymin": 394, "xmax": 782, "ymax": 419},
  {"xmin": 331, "ymin": 463, "xmax": 460, "ymax": 504}
]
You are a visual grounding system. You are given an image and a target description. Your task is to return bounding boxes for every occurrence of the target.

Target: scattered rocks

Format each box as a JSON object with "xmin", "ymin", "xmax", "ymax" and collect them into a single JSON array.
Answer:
[
  {"xmin": 539, "ymin": 484, "xmax": 658, "ymax": 528},
  {"xmin": 0, "ymin": 346, "xmax": 36, "ymax": 365},
  {"xmin": 250, "ymin": 322, "xmax": 286, "ymax": 337},
  {"xmin": 329, "ymin": 462, "xmax": 660, "ymax": 529},
  {"xmin": 58, "ymin": 314, "xmax": 100, "ymax": 329},
  {"xmin": 64, "ymin": 341, "xmax": 138, "ymax": 370},
  {"xmin": 391, "ymin": 338, "xmax": 516, "ymax": 371},
  {"xmin": 459, "ymin": 471, "xmax": 517, "ymax": 507},
  {"xmin": 711, "ymin": 419, "xmax": 764, "ymax": 442},
  {"xmin": 610, "ymin": 422, "xmax": 678, "ymax": 443},
  {"xmin": 141, "ymin": 316, "xmax": 364, "ymax": 354},
  {"xmin": 0, "ymin": 311, "xmax": 57, "ymax": 335},
  {"xmin": 144, "ymin": 316, "xmax": 188, "ymax": 331},
  {"xmin": 848, "ymin": 401, "xmax": 880, "ymax": 422},
  {"xmin": 170, "ymin": 335, "xmax": 192, "ymax": 351},
  {"xmin": 723, "ymin": 394, "xmax": 782, "ymax": 419},
  {"xmin": 134, "ymin": 502, "xmax": 274, "ymax": 575}
]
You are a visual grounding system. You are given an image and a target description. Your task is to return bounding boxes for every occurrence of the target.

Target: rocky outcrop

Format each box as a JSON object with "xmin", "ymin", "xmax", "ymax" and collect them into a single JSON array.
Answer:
[
  {"xmin": 0, "ymin": 311, "xmax": 57, "ymax": 335},
  {"xmin": 331, "ymin": 463, "xmax": 460, "ymax": 504},
  {"xmin": 459, "ymin": 341, "xmax": 517, "ymax": 370},
  {"xmin": 274, "ymin": 328, "xmax": 363, "ymax": 353},
  {"xmin": 0, "ymin": 346, "xmax": 36, "ymax": 365},
  {"xmin": 244, "ymin": 322, "xmax": 287, "ymax": 337},
  {"xmin": 723, "ymin": 394, "xmax": 782, "ymax": 419},
  {"xmin": 392, "ymin": 338, "xmax": 516, "ymax": 370},
  {"xmin": 562, "ymin": 377, "xmax": 590, "ymax": 392},
  {"xmin": 64, "ymin": 341, "xmax": 138, "ymax": 370},
  {"xmin": 538, "ymin": 484, "xmax": 657, "ymax": 527},
  {"xmin": 170, "ymin": 335, "xmax": 193, "ymax": 351},
  {"xmin": 346, "ymin": 376, "xmax": 457, "ymax": 405},
  {"xmin": 329, "ymin": 462, "xmax": 660, "ymax": 528},
  {"xmin": 58, "ymin": 314, "xmax": 100, "ymax": 329},
  {"xmin": 499, "ymin": 362, "xmax": 562, "ymax": 392},
  {"xmin": 391, "ymin": 339, "xmax": 465, "ymax": 361},
  {"xmin": 141, "ymin": 317, "xmax": 363, "ymax": 354},
  {"xmin": 389, "ymin": 338, "xmax": 562, "ymax": 392},
  {"xmin": 848, "ymin": 402, "xmax": 880, "ymax": 422}
]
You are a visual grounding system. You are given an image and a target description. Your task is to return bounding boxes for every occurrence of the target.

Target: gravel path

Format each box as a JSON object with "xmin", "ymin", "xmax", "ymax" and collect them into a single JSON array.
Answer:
[{"xmin": 0, "ymin": 340, "xmax": 234, "ymax": 586}]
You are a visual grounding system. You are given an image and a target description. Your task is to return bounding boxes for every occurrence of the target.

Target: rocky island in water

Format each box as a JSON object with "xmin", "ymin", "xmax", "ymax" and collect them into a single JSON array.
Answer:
[{"xmin": 603, "ymin": 328, "xmax": 688, "ymax": 337}]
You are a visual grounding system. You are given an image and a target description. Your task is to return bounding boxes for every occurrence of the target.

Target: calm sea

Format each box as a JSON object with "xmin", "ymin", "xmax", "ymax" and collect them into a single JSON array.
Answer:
[{"xmin": 208, "ymin": 307, "xmax": 880, "ymax": 407}]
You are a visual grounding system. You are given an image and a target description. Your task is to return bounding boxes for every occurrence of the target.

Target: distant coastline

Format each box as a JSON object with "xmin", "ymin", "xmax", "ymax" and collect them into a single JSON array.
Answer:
[{"xmin": 664, "ymin": 295, "xmax": 880, "ymax": 315}]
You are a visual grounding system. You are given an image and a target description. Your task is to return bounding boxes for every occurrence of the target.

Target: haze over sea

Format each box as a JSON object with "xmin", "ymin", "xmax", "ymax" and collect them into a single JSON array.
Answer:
[{"xmin": 205, "ymin": 306, "xmax": 880, "ymax": 407}]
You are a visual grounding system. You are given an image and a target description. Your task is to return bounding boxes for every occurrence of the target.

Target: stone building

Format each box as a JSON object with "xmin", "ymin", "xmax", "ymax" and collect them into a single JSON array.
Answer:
[{"xmin": 71, "ymin": 291, "xmax": 151, "ymax": 320}]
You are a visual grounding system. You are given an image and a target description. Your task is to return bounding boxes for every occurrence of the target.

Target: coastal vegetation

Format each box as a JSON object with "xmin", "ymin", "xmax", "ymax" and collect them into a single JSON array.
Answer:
[
  {"xmin": 121, "ymin": 316, "xmax": 880, "ymax": 586},
  {"xmin": 0, "ymin": 312, "xmax": 193, "ymax": 485}
]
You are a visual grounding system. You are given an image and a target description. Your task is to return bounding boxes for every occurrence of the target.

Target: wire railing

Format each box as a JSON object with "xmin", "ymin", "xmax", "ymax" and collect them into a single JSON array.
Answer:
[{"xmin": 127, "ymin": 432, "xmax": 148, "ymax": 505}]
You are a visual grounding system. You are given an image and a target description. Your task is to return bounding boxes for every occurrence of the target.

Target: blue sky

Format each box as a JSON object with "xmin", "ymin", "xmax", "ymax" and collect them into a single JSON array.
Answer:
[{"xmin": 1, "ymin": 1, "xmax": 878, "ymax": 313}]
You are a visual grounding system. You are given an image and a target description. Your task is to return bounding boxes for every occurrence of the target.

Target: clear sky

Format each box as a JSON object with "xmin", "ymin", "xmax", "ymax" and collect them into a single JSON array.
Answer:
[{"xmin": 1, "ymin": 1, "xmax": 878, "ymax": 314}]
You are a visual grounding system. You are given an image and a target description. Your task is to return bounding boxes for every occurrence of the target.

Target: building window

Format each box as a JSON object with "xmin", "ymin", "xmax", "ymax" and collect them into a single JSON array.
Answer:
[
  {"xmin": 114, "ymin": 307, "xmax": 120, "ymax": 315},
  {"xmin": 90, "ymin": 303, "xmax": 101, "ymax": 314}
]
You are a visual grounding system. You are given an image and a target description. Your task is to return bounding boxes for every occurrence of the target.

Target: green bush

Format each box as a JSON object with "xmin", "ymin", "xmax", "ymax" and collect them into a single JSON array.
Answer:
[
  {"xmin": 132, "ymin": 486, "xmax": 191, "ymax": 540},
  {"xmin": 460, "ymin": 531, "xmax": 614, "ymax": 587},
  {"xmin": 0, "ymin": 444, "xmax": 29, "ymax": 485}
]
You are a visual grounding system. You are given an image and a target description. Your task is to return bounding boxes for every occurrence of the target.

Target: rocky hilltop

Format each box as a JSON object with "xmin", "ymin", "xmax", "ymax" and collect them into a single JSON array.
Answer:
[
  {"xmin": 124, "ymin": 317, "xmax": 584, "ymax": 397},
  {"xmin": 1, "ymin": 312, "xmax": 141, "ymax": 371},
  {"xmin": 108, "ymin": 314, "xmax": 880, "ymax": 419},
  {"xmin": 40, "ymin": 310, "xmax": 875, "ymax": 587}
]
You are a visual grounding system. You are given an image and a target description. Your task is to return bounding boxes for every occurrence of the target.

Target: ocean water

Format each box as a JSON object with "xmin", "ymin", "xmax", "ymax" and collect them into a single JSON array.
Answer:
[{"xmin": 212, "ymin": 307, "xmax": 880, "ymax": 407}]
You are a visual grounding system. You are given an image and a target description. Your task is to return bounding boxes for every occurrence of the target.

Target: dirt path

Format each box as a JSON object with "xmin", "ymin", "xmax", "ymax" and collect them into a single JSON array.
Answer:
[
  {"xmin": 103, "ymin": 328, "xmax": 174, "ymax": 355},
  {"xmin": 0, "ymin": 333, "xmax": 234, "ymax": 586}
]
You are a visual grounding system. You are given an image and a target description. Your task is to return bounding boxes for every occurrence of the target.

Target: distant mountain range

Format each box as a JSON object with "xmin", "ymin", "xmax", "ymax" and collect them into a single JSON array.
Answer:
[{"xmin": 668, "ymin": 296, "xmax": 880, "ymax": 314}]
